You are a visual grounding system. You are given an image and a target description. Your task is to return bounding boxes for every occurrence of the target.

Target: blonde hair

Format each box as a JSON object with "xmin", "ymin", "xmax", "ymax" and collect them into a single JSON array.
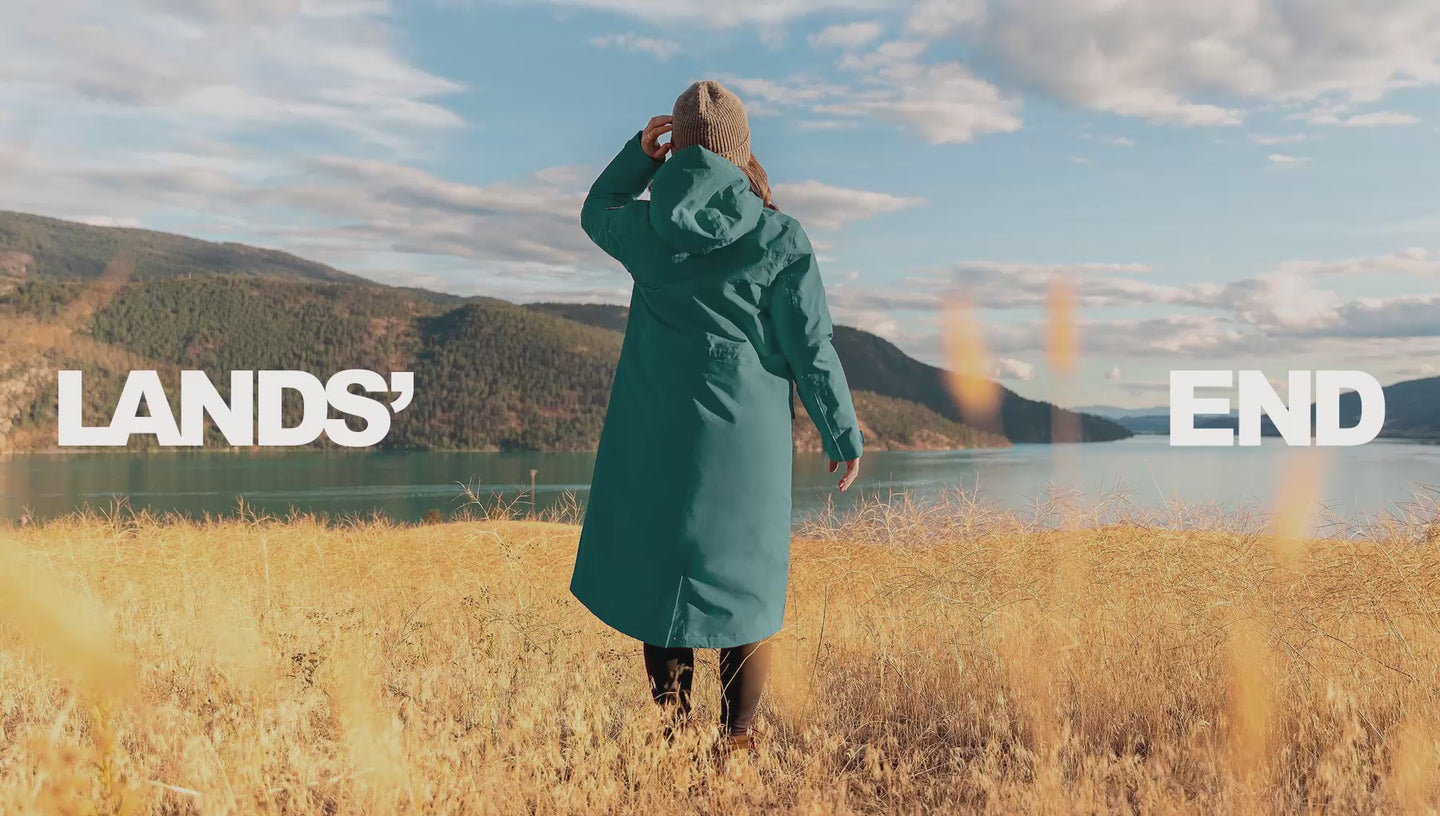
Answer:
[{"xmin": 741, "ymin": 154, "xmax": 778, "ymax": 211}]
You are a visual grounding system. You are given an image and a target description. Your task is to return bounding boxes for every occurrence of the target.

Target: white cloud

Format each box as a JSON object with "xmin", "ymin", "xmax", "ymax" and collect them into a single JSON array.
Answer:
[
  {"xmin": 826, "ymin": 48, "xmax": 1024, "ymax": 143},
  {"xmin": 946, "ymin": 261, "xmax": 1176, "ymax": 309},
  {"xmin": 809, "ymin": 21, "xmax": 883, "ymax": 49},
  {"xmin": 848, "ymin": 62, "xmax": 1023, "ymax": 143},
  {"xmin": 2, "ymin": 0, "xmax": 465, "ymax": 152},
  {"xmin": 825, "ymin": 244, "xmax": 1440, "ymax": 368},
  {"xmin": 588, "ymin": 33, "xmax": 680, "ymax": 60},
  {"xmin": 793, "ymin": 119, "xmax": 860, "ymax": 131},
  {"xmin": 1293, "ymin": 104, "xmax": 1421, "ymax": 127},
  {"xmin": 927, "ymin": 0, "xmax": 1440, "ymax": 127},
  {"xmin": 1217, "ymin": 270, "xmax": 1344, "ymax": 331},
  {"xmin": 905, "ymin": 0, "xmax": 985, "ymax": 37},
  {"xmin": 1316, "ymin": 295, "xmax": 1440, "ymax": 339},
  {"xmin": 1267, "ymin": 153, "xmax": 1312, "ymax": 165},
  {"xmin": 771, "ymin": 181, "xmax": 924, "ymax": 229},
  {"xmin": 835, "ymin": 39, "xmax": 929, "ymax": 72},
  {"xmin": 718, "ymin": 75, "xmax": 847, "ymax": 109},
  {"xmin": 529, "ymin": 0, "xmax": 888, "ymax": 26},
  {"xmin": 1273, "ymin": 247, "xmax": 1440, "ymax": 277},
  {"xmin": 1249, "ymin": 133, "xmax": 1311, "ymax": 145},
  {"xmin": 991, "ymin": 357, "xmax": 1035, "ymax": 381},
  {"xmin": 729, "ymin": 37, "xmax": 1023, "ymax": 143},
  {"xmin": 1337, "ymin": 111, "xmax": 1421, "ymax": 127},
  {"xmin": 1106, "ymin": 366, "xmax": 1122, "ymax": 381}
]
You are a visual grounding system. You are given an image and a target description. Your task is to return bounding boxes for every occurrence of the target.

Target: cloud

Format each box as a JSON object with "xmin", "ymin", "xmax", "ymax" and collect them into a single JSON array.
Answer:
[
  {"xmin": 718, "ymin": 75, "xmax": 848, "ymax": 110},
  {"xmin": 1337, "ymin": 111, "xmax": 1421, "ymax": 127},
  {"xmin": 588, "ymin": 33, "xmax": 680, "ymax": 60},
  {"xmin": 1273, "ymin": 247, "xmax": 1440, "ymax": 277},
  {"xmin": 1249, "ymin": 133, "xmax": 1312, "ymax": 145},
  {"xmin": 945, "ymin": 261, "xmax": 1181, "ymax": 310},
  {"xmin": 1215, "ymin": 270, "xmax": 1344, "ymax": 331},
  {"xmin": 905, "ymin": 0, "xmax": 985, "ymax": 37},
  {"xmin": 2, "ymin": 0, "xmax": 465, "ymax": 154},
  {"xmin": 1267, "ymin": 153, "xmax": 1312, "ymax": 166},
  {"xmin": 727, "ymin": 38, "xmax": 1023, "ymax": 143},
  {"xmin": 915, "ymin": 0, "xmax": 1440, "ymax": 127},
  {"xmin": 809, "ymin": 21, "xmax": 883, "ymax": 49},
  {"xmin": 828, "ymin": 245, "xmax": 1440, "ymax": 366},
  {"xmin": 706, "ymin": 2, "xmax": 1438, "ymax": 138},
  {"xmin": 298, "ymin": 156, "xmax": 582, "ymax": 217},
  {"xmin": 1310, "ymin": 295, "xmax": 1440, "ymax": 339},
  {"xmin": 770, "ymin": 181, "xmax": 924, "ymax": 229},
  {"xmin": 1104, "ymin": 136, "xmax": 1135, "ymax": 147},
  {"xmin": 820, "ymin": 42, "xmax": 1024, "ymax": 142},
  {"xmin": 991, "ymin": 357, "xmax": 1035, "ymax": 381},
  {"xmin": 1293, "ymin": 105, "xmax": 1421, "ymax": 127},
  {"xmin": 528, "ymin": 0, "xmax": 888, "ymax": 26},
  {"xmin": 1106, "ymin": 366, "xmax": 1122, "ymax": 381},
  {"xmin": 827, "ymin": 60, "xmax": 1024, "ymax": 143},
  {"xmin": 793, "ymin": 119, "xmax": 860, "ymax": 131},
  {"xmin": 257, "ymin": 156, "xmax": 600, "ymax": 270}
]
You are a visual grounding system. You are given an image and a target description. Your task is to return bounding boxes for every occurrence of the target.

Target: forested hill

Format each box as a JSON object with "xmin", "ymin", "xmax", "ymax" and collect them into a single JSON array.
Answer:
[
  {"xmin": 0, "ymin": 211, "xmax": 363, "ymax": 283},
  {"xmin": 0, "ymin": 212, "xmax": 1122, "ymax": 451},
  {"xmin": 527, "ymin": 303, "xmax": 1131, "ymax": 443}
]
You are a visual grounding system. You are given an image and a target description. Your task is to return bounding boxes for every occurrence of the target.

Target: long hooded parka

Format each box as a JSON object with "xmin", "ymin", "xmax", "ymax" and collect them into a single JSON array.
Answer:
[{"xmin": 569, "ymin": 132, "xmax": 863, "ymax": 649}]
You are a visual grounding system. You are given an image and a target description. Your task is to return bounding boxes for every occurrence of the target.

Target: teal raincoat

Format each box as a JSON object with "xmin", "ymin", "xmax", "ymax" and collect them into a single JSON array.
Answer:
[{"xmin": 570, "ymin": 132, "xmax": 863, "ymax": 648}]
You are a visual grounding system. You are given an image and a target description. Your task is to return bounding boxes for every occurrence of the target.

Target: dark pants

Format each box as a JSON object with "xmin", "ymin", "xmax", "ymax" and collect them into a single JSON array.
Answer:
[{"xmin": 642, "ymin": 641, "xmax": 771, "ymax": 735}]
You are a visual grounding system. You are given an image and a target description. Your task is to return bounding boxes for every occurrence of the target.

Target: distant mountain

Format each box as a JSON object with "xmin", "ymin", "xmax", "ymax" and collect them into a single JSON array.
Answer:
[
  {"xmin": 526, "ymin": 304, "xmax": 1132, "ymax": 444},
  {"xmin": 1074, "ymin": 404, "xmax": 1168, "ymax": 420},
  {"xmin": 527, "ymin": 302, "xmax": 631, "ymax": 334},
  {"xmin": 1192, "ymin": 376, "xmax": 1440, "ymax": 440},
  {"xmin": 1374, "ymin": 377, "xmax": 1440, "ymax": 438},
  {"xmin": 1113, "ymin": 414, "xmax": 1170, "ymax": 434},
  {"xmin": 0, "ymin": 210, "xmax": 363, "ymax": 283},
  {"xmin": 829, "ymin": 326, "xmax": 1130, "ymax": 443}
]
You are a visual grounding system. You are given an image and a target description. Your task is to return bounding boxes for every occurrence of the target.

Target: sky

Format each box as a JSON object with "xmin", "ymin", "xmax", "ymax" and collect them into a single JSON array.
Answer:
[{"xmin": 4, "ymin": 0, "xmax": 1440, "ymax": 409}]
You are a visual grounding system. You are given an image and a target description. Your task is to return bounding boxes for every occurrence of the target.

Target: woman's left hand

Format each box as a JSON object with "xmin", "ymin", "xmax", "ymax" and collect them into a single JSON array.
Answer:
[
  {"xmin": 641, "ymin": 115, "xmax": 674, "ymax": 161},
  {"xmin": 829, "ymin": 458, "xmax": 860, "ymax": 492}
]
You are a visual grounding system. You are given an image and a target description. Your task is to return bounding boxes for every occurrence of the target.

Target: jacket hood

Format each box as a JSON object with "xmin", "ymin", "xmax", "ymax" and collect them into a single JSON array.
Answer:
[{"xmin": 648, "ymin": 146, "xmax": 762, "ymax": 254}]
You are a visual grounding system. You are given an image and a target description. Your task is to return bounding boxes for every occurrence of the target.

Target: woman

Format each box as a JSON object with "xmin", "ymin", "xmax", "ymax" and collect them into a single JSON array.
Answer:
[{"xmin": 570, "ymin": 80, "xmax": 863, "ymax": 752}]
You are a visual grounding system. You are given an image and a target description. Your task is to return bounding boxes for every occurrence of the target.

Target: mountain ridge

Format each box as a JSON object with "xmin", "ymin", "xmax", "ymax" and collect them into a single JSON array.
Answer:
[{"xmin": 1, "ymin": 211, "xmax": 1127, "ymax": 450}]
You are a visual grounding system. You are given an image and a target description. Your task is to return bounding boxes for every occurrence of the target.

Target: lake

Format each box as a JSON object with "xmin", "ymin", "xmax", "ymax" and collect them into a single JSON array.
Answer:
[{"xmin": 2, "ymin": 436, "xmax": 1437, "ymax": 527}]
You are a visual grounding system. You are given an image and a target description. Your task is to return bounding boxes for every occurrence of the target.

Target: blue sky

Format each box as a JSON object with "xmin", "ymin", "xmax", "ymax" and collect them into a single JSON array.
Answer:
[{"xmin": 4, "ymin": 0, "xmax": 1440, "ymax": 408}]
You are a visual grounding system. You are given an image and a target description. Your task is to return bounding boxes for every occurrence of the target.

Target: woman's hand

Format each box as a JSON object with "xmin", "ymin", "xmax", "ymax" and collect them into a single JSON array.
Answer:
[
  {"xmin": 641, "ymin": 115, "xmax": 673, "ymax": 161},
  {"xmin": 828, "ymin": 458, "xmax": 860, "ymax": 492}
]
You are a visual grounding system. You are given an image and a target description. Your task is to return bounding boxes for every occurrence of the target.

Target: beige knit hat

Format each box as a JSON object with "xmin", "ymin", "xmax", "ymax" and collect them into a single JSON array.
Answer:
[{"xmin": 670, "ymin": 80, "xmax": 751, "ymax": 168}]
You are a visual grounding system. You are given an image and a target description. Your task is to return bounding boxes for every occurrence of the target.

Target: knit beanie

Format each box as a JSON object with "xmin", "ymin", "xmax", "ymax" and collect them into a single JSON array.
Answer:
[{"xmin": 670, "ymin": 80, "xmax": 751, "ymax": 168}]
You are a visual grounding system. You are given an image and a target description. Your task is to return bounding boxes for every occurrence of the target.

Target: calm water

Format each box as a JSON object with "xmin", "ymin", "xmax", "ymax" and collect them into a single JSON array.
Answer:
[{"xmin": 2, "ymin": 436, "xmax": 1437, "ymax": 525}]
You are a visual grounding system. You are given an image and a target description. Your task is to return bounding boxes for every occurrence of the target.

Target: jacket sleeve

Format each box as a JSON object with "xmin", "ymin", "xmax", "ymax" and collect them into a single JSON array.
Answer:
[
  {"xmin": 580, "ymin": 131, "xmax": 663, "ymax": 265},
  {"xmin": 769, "ymin": 251, "xmax": 864, "ymax": 462}
]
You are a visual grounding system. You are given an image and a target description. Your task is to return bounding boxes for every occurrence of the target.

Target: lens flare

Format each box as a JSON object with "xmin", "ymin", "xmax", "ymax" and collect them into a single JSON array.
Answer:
[
  {"xmin": 1045, "ymin": 273, "xmax": 1078, "ymax": 378},
  {"xmin": 940, "ymin": 297, "xmax": 1001, "ymax": 433}
]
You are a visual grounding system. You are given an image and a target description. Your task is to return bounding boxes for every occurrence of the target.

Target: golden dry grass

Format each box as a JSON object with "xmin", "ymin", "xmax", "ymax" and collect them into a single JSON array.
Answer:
[{"xmin": 3, "ymin": 497, "xmax": 1440, "ymax": 814}]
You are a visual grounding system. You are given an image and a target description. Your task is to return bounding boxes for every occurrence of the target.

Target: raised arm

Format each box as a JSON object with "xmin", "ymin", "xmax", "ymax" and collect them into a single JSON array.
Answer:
[
  {"xmin": 580, "ymin": 118, "xmax": 670, "ymax": 264},
  {"xmin": 769, "ymin": 250, "xmax": 864, "ymax": 474}
]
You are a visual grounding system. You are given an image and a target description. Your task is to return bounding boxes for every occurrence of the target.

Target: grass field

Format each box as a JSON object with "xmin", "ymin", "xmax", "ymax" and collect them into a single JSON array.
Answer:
[{"xmin": 2, "ymin": 495, "xmax": 1440, "ymax": 814}]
